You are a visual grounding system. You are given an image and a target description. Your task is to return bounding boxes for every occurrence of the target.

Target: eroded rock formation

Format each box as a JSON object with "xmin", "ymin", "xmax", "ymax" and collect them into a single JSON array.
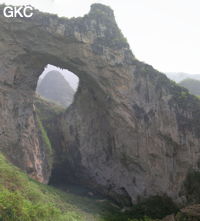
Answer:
[{"xmin": 0, "ymin": 4, "xmax": 200, "ymax": 205}]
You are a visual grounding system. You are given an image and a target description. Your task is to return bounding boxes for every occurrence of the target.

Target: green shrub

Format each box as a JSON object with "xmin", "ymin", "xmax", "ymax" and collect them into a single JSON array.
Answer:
[
  {"xmin": 180, "ymin": 91, "xmax": 188, "ymax": 99},
  {"xmin": 0, "ymin": 189, "xmax": 60, "ymax": 221},
  {"xmin": 129, "ymin": 195, "xmax": 178, "ymax": 219}
]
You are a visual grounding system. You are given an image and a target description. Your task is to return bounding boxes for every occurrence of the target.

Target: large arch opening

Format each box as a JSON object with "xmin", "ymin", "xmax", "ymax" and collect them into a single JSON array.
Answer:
[
  {"xmin": 33, "ymin": 63, "xmax": 81, "ymax": 185},
  {"xmin": 33, "ymin": 63, "xmax": 108, "ymax": 199},
  {"xmin": 36, "ymin": 64, "xmax": 79, "ymax": 108}
]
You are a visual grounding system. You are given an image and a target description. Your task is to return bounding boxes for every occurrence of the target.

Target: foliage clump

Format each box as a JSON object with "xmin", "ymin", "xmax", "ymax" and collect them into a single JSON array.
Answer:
[
  {"xmin": 129, "ymin": 195, "xmax": 178, "ymax": 219},
  {"xmin": 0, "ymin": 189, "xmax": 59, "ymax": 221}
]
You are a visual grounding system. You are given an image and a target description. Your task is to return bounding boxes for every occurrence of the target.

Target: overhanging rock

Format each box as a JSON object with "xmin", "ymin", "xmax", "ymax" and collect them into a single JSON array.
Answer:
[{"xmin": 0, "ymin": 4, "xmax": 200, "ymax": 205}]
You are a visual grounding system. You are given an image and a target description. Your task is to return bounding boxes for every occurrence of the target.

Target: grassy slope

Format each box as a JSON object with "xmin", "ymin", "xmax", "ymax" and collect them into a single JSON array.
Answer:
[{"xmin": 0, "ymin": 153, "xmax": 147, "ymax": 221}]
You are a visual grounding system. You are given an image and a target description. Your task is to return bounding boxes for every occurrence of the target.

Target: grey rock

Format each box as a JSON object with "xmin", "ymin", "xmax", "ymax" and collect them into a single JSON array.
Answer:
[{"xmin": 0, "ymin": 4, "xmax": 199, "ymax": 206}]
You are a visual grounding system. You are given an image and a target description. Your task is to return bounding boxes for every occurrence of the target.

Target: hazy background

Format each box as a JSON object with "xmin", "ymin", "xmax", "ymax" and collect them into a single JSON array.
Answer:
[{"xmin": 0, "ymin": 0, "xmax": 200, "ymax": 76}]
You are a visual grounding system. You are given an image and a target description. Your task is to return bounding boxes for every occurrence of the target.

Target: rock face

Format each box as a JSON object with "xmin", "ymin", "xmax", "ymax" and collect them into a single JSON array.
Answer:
[
  {"xmin": 0, "ymin": 4, "xmax": 200, "ymax": 205},
  {"xmin": 0, "ymin": 87, "xmax": 51, "ymax": 183},
  {"xmin": 36, "ymin": 70, "xmax": 75, "ymax": 107}
]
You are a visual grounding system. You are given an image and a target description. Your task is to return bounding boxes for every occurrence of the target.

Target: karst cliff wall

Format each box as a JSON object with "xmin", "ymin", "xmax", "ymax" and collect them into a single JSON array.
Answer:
[{"xmin": 0, "ymin": 4, "xmax": 200, "ymax": 204}]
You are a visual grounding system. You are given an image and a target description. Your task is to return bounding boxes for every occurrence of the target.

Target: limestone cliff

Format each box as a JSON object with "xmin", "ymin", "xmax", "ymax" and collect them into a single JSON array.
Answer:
[
  {"xmin": 0, "ymin": 4, "xmax": 200, "ymax": 206},
  {"xmin": 0, "ymin": 87, "xmax": 51, "ymax": 183}
]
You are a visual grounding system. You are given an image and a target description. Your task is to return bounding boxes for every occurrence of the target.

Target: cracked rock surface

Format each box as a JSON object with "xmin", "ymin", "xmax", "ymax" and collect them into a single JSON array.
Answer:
[{"xmin": 0, "ymin": 4, "xmax": 200, "ymax": 205}]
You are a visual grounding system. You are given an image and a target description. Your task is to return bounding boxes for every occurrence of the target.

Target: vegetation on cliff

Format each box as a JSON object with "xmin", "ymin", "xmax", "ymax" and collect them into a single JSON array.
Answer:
[
  {"xmin": 88, "ymin": 4, "xmax": 129, "ymax": 50},
  {"xmin": 37, "ymin": 115, "xmax": 53, "ymax": 169},
  {"xmin": 34, "ymin": 95, "xmax": 64, "ymax": 121}
]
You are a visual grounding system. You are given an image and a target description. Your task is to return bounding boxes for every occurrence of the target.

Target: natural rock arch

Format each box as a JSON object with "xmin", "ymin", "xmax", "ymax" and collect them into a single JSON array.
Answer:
[
  {"xmin": 0, "ymin": 4, "xmax": 200, "ymax": 205},
  {"xmin": 0, "ymin": 3, "xmax": 134, "ymax": 182}
]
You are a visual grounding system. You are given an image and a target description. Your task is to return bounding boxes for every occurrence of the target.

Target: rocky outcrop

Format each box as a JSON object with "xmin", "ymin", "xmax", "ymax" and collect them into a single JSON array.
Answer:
[
  {"xmin": 0, "ymin": 87, "xmax": 51, "ymax": 183},
  {"xmin": 36, "ymin": 70, "xmax": 75, "ymax": 107},
  {"xmin": 0, "ymin": 3, "xmax": 200, "ymax": 205}
]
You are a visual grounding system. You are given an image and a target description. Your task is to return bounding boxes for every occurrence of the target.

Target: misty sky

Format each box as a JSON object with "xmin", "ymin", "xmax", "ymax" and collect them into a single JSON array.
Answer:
[{"xmin": 1, "ymin": 0, "xmax": 200, "ymax": 75}]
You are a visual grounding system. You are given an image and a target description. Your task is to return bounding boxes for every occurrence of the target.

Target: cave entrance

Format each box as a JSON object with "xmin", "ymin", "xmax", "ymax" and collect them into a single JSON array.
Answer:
[
  {"xmin": 36, "ymin": 64, "xmax": 79, "ymax": 108},
  {"xmin": 34, "ymin": 64, "xmax": 80, "ymax": 187}
]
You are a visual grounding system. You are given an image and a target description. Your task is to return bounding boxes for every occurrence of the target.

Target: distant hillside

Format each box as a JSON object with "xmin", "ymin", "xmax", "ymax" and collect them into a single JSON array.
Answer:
[
  {"xmin": 41, "ymin": 64, "xmax": 79, "ymax": 91},
  {"xmin": 36, "ymin": 70, "xmax": 75, "ymax": 108},
  {"xmin": 165, "ymin": 72, "xmax": 200, "ymax": 83},
  {"xmin": 179, "ymin": 78, "xmax": 200, "ymax": 96}
]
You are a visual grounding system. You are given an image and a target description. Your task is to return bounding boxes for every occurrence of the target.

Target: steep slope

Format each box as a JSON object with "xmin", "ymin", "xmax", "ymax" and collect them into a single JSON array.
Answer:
[
  {"xmin": 0, "ymin": 152, "xmax": 142, "ymax": 221},
  {"xmin": 0, "ymin": 3, "xmax": 200, "ymax": 208},
  {"xmin": 179, "ymin": 78, "xmax": 200, "ymax": 96},
  {"xmin": 59, "ymin": 59, "xmax": 200, "ymax": 206},
  {"xmin": 36, "ymin": 70, "xmax": 75, "ymax": 107},
  {"xmin": 34, "ymin": 96, "xmax": 176, "ymax": 220},
  {"xmin": 33, "ymin": 95, "xmax": 66, "ymax": 176},
  {"xmin": 0, "ymin": 86, "xmax": 51, "ymax": 183}
]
